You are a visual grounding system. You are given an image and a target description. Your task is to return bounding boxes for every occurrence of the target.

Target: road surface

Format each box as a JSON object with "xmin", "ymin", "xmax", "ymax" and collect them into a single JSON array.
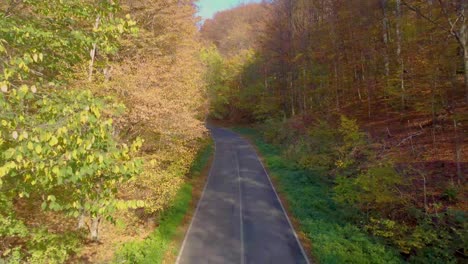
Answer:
[{"xmin": 176, "ymin": 127, "xmax": 310, "ymax": 264}]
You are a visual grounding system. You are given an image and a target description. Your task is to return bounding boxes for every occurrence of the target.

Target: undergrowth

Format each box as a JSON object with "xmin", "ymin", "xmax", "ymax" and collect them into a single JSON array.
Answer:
[
  {"xmin": 114, "ymin": 139, "xmax": 214, "ymax": 264},
  {"xmin": 233, "ymin": 127, "xmax": 402, "ymax": 264}
]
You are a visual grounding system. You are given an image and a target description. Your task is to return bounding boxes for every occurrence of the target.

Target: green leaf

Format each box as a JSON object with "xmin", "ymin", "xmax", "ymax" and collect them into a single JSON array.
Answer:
[
  {"xmin": 4, "ymin": 149, "xmax": 16, "ymax": 159},
  {"xmin": 49, "ymin": 136, "xmax": 58, "ymax": 147},
  {"xmin": 47, "ymin": 195, "xmax": 56, "ymax": 202},
  {"xmin": 52, "ymin": 166, "xmax": 60, "ymax": 176}
]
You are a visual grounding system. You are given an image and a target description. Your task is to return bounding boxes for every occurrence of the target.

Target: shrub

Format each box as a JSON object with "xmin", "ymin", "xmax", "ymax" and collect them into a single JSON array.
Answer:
[{"xmin": 260, "ymin": 118, "xmax": 288, "ymax": 144}]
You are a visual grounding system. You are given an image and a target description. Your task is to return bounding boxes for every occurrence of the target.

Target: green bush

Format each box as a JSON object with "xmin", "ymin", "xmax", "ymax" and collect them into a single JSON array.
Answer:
[
  {"xmin": 276, "ymin": 119, "xmax": 339, "ymax": 175},
  {"xmin": 26, "ymin": 230, "xmax": 82, "ymax": 264},
  {"xmin": 442, "ymin": 187, "xmax": 458, "ymax": 202},
  {"xmin": 260, "ymin": 118, "xmax": 288, "ymax": 145}
]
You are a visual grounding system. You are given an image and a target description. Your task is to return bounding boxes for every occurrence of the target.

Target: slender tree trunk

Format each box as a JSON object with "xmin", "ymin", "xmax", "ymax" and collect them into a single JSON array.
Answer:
[
  {"xmin": 88, "ymin": 16, "xmax": 101, "ymax": 82},
  {"xmin": 286, "ymin": 71, "xmax": 295, "ymax": 117},
  {"xmin": 290, "ymin": 73, "xmax": 295, "ymax": 116},
  {"xmin": 454, "ymin": 120, "xmax": 463, "ymax": 186},
  {"xmin": 355, "ymin": 68, "xmax": 363, "ymax": 101},
  {"xmin": 367, "ymin": 80, "xmax": 372, "ymax": 119},
  {"xmin": 302, "ymin": 66, "xmax": 307, "ymax": 113},
  {"xmin": 431, "ymin": 72, "xmax": 437, "ymax": 147},
  {"xmin": 334, "ymin": 62, "xmax": 340, "ymax": 109},
  {"xmin": 422, "ymin": 171, "xmax": 427, "ymax": 215},
  {"xmin": 381, "ymin": 0, "xmax": 390, "ymax": 78},
  {"xmin": 396, "ymin": 0, "xmax": 405, "ymax": 110},
  {"xmin": 361, "ymin": 52, "xmax": 371, "ymax": 118},
  {"xmin": 381, "ymin": 0, "xmax": 392, "ymax": 118},
  {"xmin": 461, "ymin": 2, "xmax": 468, "ymax": 103},
  {"xmin": 464, "ymin": 45, "xmax": 468, "ymax": 103}
]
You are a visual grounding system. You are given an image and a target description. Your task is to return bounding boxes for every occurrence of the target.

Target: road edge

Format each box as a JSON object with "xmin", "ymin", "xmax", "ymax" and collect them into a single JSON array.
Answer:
[
  {"xmin": 228, "ymin": 128, "xmax": 312, "ymax": 264},
  {"xmin": 175, "ymin": 135, "xmax": 217, "ymax": 264}
]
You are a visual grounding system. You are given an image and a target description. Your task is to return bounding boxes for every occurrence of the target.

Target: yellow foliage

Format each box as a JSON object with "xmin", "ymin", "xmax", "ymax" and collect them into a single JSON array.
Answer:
[
  {"xmin": 125, "ymin": 147, "xmax": 196, "ymax": 213},
  {"xmin": 102, "ymin": 0, "xmax": 208, "ymax": 214}
]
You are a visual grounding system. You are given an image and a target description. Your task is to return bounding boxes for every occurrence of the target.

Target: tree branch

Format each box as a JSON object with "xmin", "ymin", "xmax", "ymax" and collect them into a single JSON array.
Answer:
[{"xmin": 401, "ymin": 0, "xmax": 462, "ymax": 45}]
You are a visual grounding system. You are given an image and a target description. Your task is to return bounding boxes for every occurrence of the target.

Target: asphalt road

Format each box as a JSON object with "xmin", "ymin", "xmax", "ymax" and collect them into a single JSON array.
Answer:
[{"xmin": 176, "ymin": 127, "xmax": 310, "ymax": 264}]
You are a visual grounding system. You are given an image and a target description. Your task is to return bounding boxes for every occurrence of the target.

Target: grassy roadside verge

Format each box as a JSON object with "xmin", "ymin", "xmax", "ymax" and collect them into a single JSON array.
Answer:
[
  {"xmin": 232, "ymin": 127, "xmax": 402, "ymax": 264},
  {"xmin": 114, "ymin": 139, "xmax": 214, "ymax": 264}
]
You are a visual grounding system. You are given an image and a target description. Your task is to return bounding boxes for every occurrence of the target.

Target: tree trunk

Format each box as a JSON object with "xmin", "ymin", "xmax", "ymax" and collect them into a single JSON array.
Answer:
[
  {"xmin": 88, "ymin": 16, "xmax": 101, "ymax": 82},
  {"xmin": 381, "ymin": 0, "xmax": 390, "ymax": 78},
  {"xmin": 454, "ymin": 120, "xmax": 464, "ymax": 186},
  {"xmin": 302, "ymin": 66, "xmax": 307, "ymax": 113},
  {"xmin": 462, "ymin": 31, "xmax": 468, "ymax": 103},
  {"xmin": 334, "ymin": 62, "xmax": 340, "ymax": 109},
  {"xmin": 290, "ymin": 74, "xmax": 295, "ymax": 116},
  {"xmin": 78, "ymin": 210, "xmax": 86, "ymax": 229},
  {"xmin": 367, "ymin": 80, "xmax": 372, "ymax": 119},
  {"xmin": 461, "ymin": 1, "xmax": 468, "ymax": 103},
  {"xmin": 90, "ymin": 216, "xmax": 101, "ymax": 241},
  {"xmin": 396, "ymin": 0, "xmax": 405, "ymax": 110}
]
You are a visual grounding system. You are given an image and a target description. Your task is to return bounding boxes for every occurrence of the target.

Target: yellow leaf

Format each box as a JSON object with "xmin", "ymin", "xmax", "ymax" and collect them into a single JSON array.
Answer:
[
  {"xmin": 80, "ymin": 112, "xmax": 88, "ymax": 123},
  {"xmin": 19, "ymin": 85, "xmax": 28, "ymax": 94},
  {"xmin": 90, "ymin": 106, "xmax": 101, "ymax": 118},
  {"xmin": 35, "ymin": 145, "xmax": 42, "ymax": 154},
  {"xmin": 0, "ymin": 167, "xmax": 7, "ymax": 178},
  {"xmin": 49, "ymin": 136, "xmax": 58, "ymax": 147}
]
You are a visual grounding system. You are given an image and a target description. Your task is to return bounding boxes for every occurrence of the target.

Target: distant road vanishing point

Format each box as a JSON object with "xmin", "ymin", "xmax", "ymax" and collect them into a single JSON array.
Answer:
[{"xmin": 176, "ymin": 127, "xmax": 310, "ymax": 264}]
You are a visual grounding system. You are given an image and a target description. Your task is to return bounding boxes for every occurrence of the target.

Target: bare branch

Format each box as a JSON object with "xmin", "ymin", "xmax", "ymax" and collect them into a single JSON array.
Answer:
[{"xmin": 401, "ymin": 0, "xmax": 462, "ymax": 44}]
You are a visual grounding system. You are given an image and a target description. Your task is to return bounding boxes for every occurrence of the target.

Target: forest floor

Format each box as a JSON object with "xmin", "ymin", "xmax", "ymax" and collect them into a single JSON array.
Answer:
[
  {"xmin": 342, "ymin": 98, "xmax": 468, "ymax": 212},
  {"xmin": 281, "ymin": 95, "xmax": 467, "ymax": 213},
  {"xmin": 70, "ymin": 212, "xmax": 155, "ymax": 263}
]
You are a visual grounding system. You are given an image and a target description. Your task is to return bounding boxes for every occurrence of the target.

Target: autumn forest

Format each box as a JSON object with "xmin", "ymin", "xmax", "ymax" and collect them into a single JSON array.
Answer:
[{"xmin": 0, "ymin": 0, "xmax": 466, "ymax": 263}]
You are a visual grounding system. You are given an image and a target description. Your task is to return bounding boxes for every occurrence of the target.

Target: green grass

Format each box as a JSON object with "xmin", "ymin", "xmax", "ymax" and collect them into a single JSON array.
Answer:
[
  {"xmin": 188, "ymin": 140, "xmax": 214, "ymax": 179},
  {"xmin": 114, "ymin": 140, "xmax": 214, "ymax": 264},
  {"xmin": 233, "ymin": 127, "xmax": 402, "ymax": 264}
]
